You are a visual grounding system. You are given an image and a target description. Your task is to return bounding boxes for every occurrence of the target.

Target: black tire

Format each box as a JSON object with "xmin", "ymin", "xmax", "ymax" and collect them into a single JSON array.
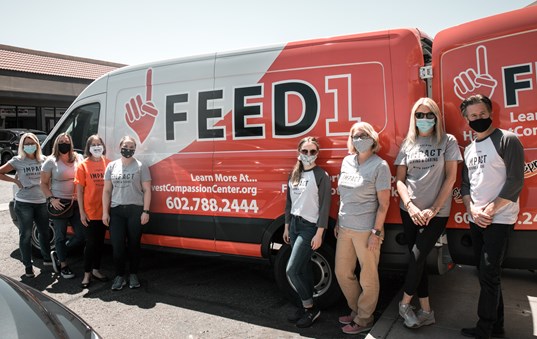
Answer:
[
  {"xmin": 31, "ymin": 219, "xmax": 56, "ymax": 256},
  {"xmin": 1, "ymin": 153, "xmax": 12, "ymax": 166},
  {"xmin": 274, "ymin": 243, "xmax": 342, "ymax": 308}
]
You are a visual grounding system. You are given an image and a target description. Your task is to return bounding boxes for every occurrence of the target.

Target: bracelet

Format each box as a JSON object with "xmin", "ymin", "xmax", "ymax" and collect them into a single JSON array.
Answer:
[
  {"xmin": 405, "ymin": 200, "xmax": 412, "ymax": 209},
  {"xmin": 431, "ymin": 206, "xmax": 440, "ymax": 213}
]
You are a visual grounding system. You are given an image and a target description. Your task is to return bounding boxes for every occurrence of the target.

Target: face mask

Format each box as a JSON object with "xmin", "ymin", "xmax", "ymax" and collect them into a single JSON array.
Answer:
[
  {"xmin": 23, "ymin": 144, "xmax": 37, "ymax": 155},
  {"xmin": 469, "ymin": 117, "xmax": 492, "ymax": 133},
  {"xmin": 90, "ymin": 145, "xmax": 104, "ymax": 158},
  {"xmin": 121, "ymin": 148, "xmax": 135, "ymax": 158},
  {"xmin": 416, "ymin": 118, "xmax": 436, "ymax": 133},
  {"xmin": 298, "ymin": 153, "xmax": 317, "ymax": 167},
  {"xmin": 58, "ymin": 143, "xmax": 71, "ymax": 154},
  {"xmin": 352, "ymin": 138, "xmax": 374, "ymax": 153}
]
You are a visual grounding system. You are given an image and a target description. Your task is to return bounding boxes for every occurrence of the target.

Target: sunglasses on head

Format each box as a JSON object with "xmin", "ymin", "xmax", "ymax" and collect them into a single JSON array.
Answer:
[
  {"xmin": 300, "ymin": 149, "xmax": 318, "ymax": 156},
  {"xmin": 415, "ymin": 112, "xmax": 436, "ymax": 119}
]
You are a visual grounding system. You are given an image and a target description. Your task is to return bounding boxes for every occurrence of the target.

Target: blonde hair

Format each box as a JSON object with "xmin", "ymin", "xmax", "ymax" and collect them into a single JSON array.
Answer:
[
  {"xmin": 290, "ymin": 136, "xmax": 320, "ymax": 186},
  {"xmin": 52, "ymin": 133, "xmax": 77, "ymax": 163},
  {"xmin": 346, "ymin": 122, "xmax": 381, "ymax": 154},
  {"xmin": 402, "ymin": 97, "xmax": 445, "ymax": 150},
  {"xmin": 18, "ymin": 133, "xmax": 44, "ymax": 161}
]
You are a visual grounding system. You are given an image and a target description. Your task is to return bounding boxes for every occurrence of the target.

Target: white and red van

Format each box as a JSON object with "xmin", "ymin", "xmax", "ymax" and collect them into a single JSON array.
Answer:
[{"xmin": 36, "ymin": 5, "xmax": 536, "ymax": 306}]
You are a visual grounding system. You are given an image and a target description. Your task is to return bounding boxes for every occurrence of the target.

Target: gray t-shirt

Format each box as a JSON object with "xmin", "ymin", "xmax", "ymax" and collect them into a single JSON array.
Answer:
[
  {"xmin": 338, "ymin": 154, "xmax": 391, "ymax": 231},
  {"xmin": 8, "ymin": 156, "xmax": 46, "ymax": 203},
  {"xmin": 42, "ymin": 155, "xmax": 82, "ymax": 199},
  {"xmin": 395, "ymin": 134, "xmax": 462, "ymax": 217},
  {"xmin": 104, "ymin": 158, "xmax": 151, "ymax": 207}
]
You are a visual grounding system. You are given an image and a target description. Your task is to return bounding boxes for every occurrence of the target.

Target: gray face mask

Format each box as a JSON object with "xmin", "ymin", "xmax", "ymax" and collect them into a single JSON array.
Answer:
[
  {"xmin": 352, "ymin": 138, "xmax": 374, "ymax": 153},
  {"xmin": 298, "ymin": 153, "xmax": 317, "ymax": 166}
]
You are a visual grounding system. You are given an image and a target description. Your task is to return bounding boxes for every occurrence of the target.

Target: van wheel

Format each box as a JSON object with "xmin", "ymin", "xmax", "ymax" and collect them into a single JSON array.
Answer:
[
  {"xmin": 274, "ymin": 243, "xmax": 341, "ymax": 308},
  {"xmin": 31, "ymin": 220, "xmax": 56, "ymax": 256},
  {"xmin": 426, "ymin": 245, "xmax": 451, "ymax": 275}
]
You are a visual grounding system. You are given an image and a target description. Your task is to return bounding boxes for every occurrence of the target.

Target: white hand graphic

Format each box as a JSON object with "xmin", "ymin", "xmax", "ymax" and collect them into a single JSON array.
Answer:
[{"xmin": 453, "ymin": 45, "xmax": 498, "ymax": 100}]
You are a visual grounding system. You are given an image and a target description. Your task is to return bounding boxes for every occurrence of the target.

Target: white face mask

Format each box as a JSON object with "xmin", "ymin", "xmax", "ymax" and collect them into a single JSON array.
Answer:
[
  {"xmin": 89, "ymin": 145, "xmax": 104, "ymax": 158},
  {"xmin": 298, "ymin": 153, "xmax": 317, "ymax": 167},
  {"xmin": 352, "ymin": 138, "xmax": 374, "ymax": 153}
]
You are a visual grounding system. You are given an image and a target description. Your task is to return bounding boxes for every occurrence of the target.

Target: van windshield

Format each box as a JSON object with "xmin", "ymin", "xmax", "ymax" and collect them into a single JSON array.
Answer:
[{"xmin": 43, "ymin": 103, "xmax": 100, "ymax": 155}]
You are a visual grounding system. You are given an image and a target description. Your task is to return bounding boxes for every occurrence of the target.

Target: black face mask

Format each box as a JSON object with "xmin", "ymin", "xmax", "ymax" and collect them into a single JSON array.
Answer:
[
  {"xmin": 58, "ymin": 143, "xmax": 71, "ymax": 154},
  {"xmin": 469, "ymin": 117, "xmax": 493, "ymax": 133},
  {"xmin": 121, "ymin": 148, "xmax": 135, "ymax": 158}
]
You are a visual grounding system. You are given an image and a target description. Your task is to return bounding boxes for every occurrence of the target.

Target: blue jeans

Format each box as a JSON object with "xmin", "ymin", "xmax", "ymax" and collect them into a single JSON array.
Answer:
[
  {"xmin": 286, "ymin": 215, "xmax": 317, "ymax": 308},
  {"xmin": 51, "ymin": 203, "xmax": 85, "ymax": 262},
  {"xmin": 14, "ymin": 201, "xmax": 51, "ymax": 267},
  {"xmin": 109, "ymin": 205, "xmax": 144, "ymax": 276}
]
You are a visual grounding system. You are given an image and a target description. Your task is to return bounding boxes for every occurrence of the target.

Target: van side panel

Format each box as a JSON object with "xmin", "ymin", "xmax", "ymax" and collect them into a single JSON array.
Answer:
[
  {"xmin": 94, "ymin": 30, "xmax": 425, "ymax": 260},
  {"xmin": 433, "ymin": 6, "xmax": 537, "ymax": 268}
]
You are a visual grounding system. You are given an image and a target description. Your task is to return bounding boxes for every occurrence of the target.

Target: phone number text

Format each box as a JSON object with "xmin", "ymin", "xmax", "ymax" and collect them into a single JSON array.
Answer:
[{"xmin": 165, "ymin": 197, "xmax": 259, "ymax": 213}]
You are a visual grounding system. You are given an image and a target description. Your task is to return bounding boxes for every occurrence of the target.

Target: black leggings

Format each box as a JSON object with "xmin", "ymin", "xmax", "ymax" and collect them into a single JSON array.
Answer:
[
  {"xmin": 401, "ymin": 209, "xmax": 448, "ymax": 298},
  {"xmin": 83, "ymin": 220, "xmax": 107, "ymax": 272},
  {"xmin": 109, "ymin": 205, "xmax": 144, "ymax": 276}
]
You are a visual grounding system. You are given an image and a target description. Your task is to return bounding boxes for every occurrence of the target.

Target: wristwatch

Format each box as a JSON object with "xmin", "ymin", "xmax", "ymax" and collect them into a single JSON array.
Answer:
[
  {"xmin": 142, "ymin": 210, "xmax": 150, "ymax": 215},
  {"xmin": 371, "ymin": 229, "xmax": 382, "ymax": 237}
]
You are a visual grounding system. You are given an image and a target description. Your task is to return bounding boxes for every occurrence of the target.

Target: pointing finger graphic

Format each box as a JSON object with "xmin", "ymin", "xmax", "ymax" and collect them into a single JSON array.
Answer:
[
  {"xmin": 125, "ymin": 68, "xmax": 159, "ymax": 143},
  {"xmin": 453, "ymin": 45, "xmax": 497, "ymax": 100}
]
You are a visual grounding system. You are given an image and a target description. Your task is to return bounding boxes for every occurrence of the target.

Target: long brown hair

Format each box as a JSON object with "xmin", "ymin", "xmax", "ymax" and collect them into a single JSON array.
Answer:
[
  {"xmin": 52, "ymin": 133, "xmax": 77, "ymax": 163},
  {"xmin": 290, "ymin": 136, "xmax": 320, "ymax": 186}
]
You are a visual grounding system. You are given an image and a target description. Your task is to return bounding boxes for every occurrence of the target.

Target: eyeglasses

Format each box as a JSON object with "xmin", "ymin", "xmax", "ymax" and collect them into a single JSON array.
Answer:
[
  {"xmin": 300, "ymin": 149, "xmax": 318, "ymax": 156},
  {"xmin": 352, "ymin": 134, "xmax": 371, "ymax": 140},
  {"xmin": 415, "ymin": 112, "xmax": 436, "ymax": 119}
]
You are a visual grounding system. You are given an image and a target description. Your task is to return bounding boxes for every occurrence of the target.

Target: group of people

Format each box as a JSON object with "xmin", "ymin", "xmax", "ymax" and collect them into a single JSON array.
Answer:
[
  {"xmin": 0, "ymin": 133, "xmax": 152, "ymax": 291},
  {"xmin": 284, "ymin": 94, "xmax": 524, "ymax": 339}
]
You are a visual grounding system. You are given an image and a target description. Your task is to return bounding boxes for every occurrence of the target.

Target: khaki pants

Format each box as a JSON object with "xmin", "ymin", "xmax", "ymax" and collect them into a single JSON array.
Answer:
[{"xmin": 335, "ymin": 227, "xmax": 381, "ymax": 327}]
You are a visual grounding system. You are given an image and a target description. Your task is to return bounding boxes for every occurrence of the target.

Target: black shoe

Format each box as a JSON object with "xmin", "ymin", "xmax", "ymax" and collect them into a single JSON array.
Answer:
[
  {"xmin": 296, "ymin": 307, "xmax": 320, "ymax": 328},
  {"xmin": 50, "ymin": 251, "xmax": 60, "ymax": 273},
  {"xmin": 25, "ymin": 266, "xmax": 35, "ymax": 278},
  {"xmin": 60, "ymin": 266, "xmax": 75, "ymax": 279},
  {"xmin": 287, "ymin": 308, "xmax": 306, "ymax": 323},
  {"xmin": 91, "ymin": 273, "xmax": 109, "ymax": 282},
  {"xmin": 461, "ymin": 327, "xmax": 505, "ymax": 338}
]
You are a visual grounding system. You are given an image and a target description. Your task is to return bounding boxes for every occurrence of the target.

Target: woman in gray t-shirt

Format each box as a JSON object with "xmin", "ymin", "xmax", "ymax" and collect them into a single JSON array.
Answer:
[
  {"xmin": 103, "ymin": 136, "xmax": 152, "ymax": 291},
  {"xmin": 0, "ymin": 132, "xmax": 52, "ymax": 277},
  {"xmin": 395, "ymin": 98, "xmax": 462, "ymax": 328},
  {"xmin": 335, "ymin": 122, "xmax": 391, "ymax": 334},
  {"xmin": 41, "ymin": 133, "xmax": 85, "ymax": 280}
]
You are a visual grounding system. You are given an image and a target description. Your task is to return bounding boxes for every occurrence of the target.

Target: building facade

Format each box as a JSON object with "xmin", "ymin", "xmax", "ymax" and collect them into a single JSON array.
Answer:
[{"xmin": 0, "ymin": 44, "xmax": 125, "ymax": 133}]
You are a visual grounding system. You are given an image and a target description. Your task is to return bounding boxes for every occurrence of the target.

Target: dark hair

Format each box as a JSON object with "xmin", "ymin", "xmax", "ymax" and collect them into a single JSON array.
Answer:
[
  {"xmin": 290, "ymin": 136, "xmax": 320, "ymax": 186},
  {"xmin": 119, "ymin": 135, "xmax": 137, "ymax": 148},
  {"xmin": 84, "ymin": 134, "xmax": 106, "ymax": 158},
  {"xmin": 460, "ymin": 94, "xmax": 492, "ymax": 117}
]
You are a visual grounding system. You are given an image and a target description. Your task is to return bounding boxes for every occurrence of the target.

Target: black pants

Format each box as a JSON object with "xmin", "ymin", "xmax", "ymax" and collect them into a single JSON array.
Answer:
[
  {"xmin": 83, "ymin": 220, "xmax": 107, "ymax": 273},
  {"xmin": 470, "ymin": 222, "xmax": 512, "ymax": 338},
  {"xmin": 401, "ymin": 210, "xmax": 448, "ymax": 298},
  {"xmin": 109, "ymin": 205, "xmax": 144, "ymax": 276}
]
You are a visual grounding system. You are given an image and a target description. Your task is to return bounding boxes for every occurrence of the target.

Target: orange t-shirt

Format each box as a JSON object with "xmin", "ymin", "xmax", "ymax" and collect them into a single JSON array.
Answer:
[{"xmin": 74, "ymin": 157, "xmax": 111, "ymax": 220}]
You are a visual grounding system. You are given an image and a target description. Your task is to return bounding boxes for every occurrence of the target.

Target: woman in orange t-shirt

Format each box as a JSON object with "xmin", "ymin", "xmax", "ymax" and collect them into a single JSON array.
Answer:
[{"xmin": 75, "ymin": 135, "xmax": 111, "ymax": 288}]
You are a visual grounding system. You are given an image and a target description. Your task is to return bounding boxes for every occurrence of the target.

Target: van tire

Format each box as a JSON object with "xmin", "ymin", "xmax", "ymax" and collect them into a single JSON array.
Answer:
[
  {"xmin": 31, "ymin": 220, "xmax": 56, "ymax": 256},
  {"xmin": 273, "ymin": 243, "xmax": 341, "ymax": 308}
]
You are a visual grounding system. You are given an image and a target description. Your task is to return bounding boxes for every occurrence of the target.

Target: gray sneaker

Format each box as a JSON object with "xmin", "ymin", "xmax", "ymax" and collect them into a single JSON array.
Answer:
[
  {"xmin": 399, "ymin": 302, "xmax": 419, "ymax": 328},
  {"xmin": 129, "ymin": 274, "xmax": 140, "ymax": 289},
  {"xmin": 415, "ymin": 309, "xmax": 435, "ymax": 328},
  {"xmin": 111, "ymin": 276, "xmax": 126, "ymax": 291}
]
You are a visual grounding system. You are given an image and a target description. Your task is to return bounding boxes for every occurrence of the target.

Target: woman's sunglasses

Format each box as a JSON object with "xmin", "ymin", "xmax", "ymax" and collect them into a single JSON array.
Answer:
[
  {"xmin": 300, "ymin": 149, "xmax": 318, "ymax": 156},
  {"xmin": 415, "ymin": 112, "xmax": 436, "ymax": 119}
]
